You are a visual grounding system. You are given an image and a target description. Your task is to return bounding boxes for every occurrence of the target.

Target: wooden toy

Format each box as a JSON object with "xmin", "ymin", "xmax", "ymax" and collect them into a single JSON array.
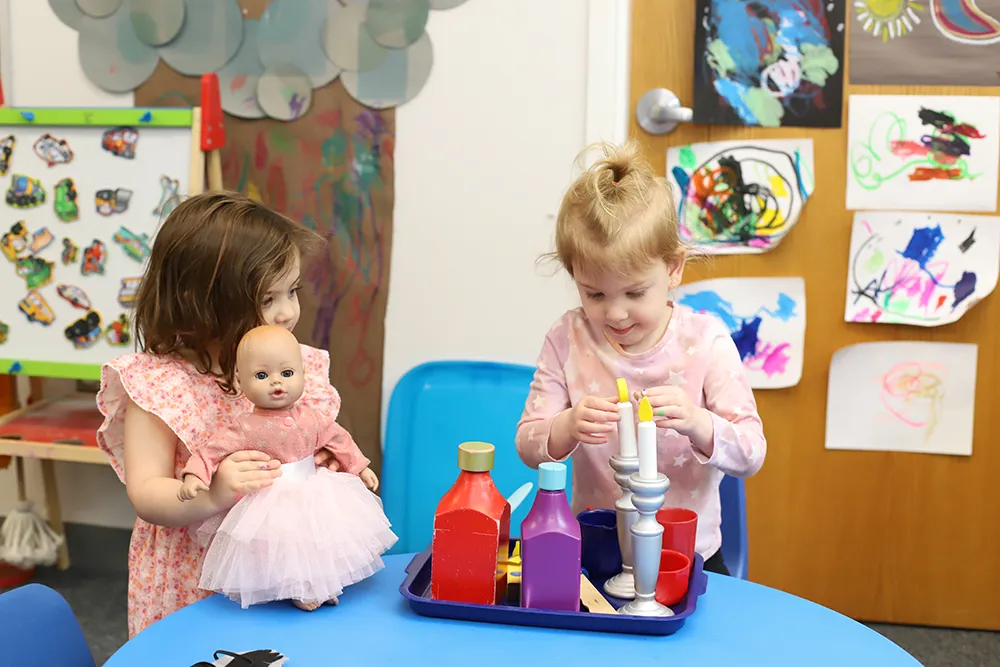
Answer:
[
  {"xmin": 431, "ymin": 442, "xmax": 511, "ymax": 605},
  {"xmin": 605, "ymin": 377, "xmax": 640, "ymax": 599},
  {"xmin": 619, "ymin": 397, "xmax": 672, "ymax": 617},
  {"xmin": 200, "ymin": 73, "xmax": 225, "ymax": 192},
  {"xmin": 520, "ymin": 462, "xmax": 581, "ymax": 611},
  {"xmin": 579, "ymin": 574, "xmax": 617, "ymax": 615}
]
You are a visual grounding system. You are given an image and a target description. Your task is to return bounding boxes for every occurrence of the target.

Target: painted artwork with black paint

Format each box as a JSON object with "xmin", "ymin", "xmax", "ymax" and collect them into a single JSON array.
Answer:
[{"xmin": 693, "ymin": 0, "xmax": 846, "ymax": 128}]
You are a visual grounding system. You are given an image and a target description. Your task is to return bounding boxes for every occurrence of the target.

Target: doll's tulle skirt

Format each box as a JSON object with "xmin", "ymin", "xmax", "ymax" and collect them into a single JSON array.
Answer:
[{"xmin": 195, "ymin": 462, "xmax": 398, "ymax": 608}]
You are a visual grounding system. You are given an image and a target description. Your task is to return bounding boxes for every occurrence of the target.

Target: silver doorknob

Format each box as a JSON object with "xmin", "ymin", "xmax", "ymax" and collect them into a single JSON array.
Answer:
[{"xmin": 635, "ymin": 88, "xmax": 693, "ymax": 135}]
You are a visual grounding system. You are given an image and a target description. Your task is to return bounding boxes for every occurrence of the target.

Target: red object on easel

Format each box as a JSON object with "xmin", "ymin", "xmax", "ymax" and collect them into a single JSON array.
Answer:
[
  {"xmin": 0, "ymin": 76, "xmax": 5, "ymax": 107},
  {"xmin": 200, "ymin": 73, "xmax": 225, "ymax": 191},
  {"xmin": 431, "ymin": 442, "xmax": 510, "ymax": 605}
]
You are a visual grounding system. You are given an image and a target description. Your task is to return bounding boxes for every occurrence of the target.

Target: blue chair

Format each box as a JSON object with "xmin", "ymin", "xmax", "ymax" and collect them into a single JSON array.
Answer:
[
  {"xmin": 0, "ymin": 583, "xmax": 95, "ymax": 667},
  {"xmin": 382, "ymin": 360, "xmax": 749, "ymax": 579},
  {"xmin": 382, "ymin": 361, "xmax": 562, "ymax": 554}
]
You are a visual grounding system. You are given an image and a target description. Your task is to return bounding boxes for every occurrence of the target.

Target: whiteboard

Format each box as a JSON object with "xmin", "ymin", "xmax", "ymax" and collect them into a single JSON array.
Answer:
[{"xmin": 0, "ymin": 107, "xmax": 196, "ymax": 380}]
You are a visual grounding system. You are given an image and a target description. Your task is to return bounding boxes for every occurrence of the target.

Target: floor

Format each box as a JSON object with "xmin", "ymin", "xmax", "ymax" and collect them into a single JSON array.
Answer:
[{"xmin": 5, "ymin": 566, "xmax": 1000, "ymax": 666}]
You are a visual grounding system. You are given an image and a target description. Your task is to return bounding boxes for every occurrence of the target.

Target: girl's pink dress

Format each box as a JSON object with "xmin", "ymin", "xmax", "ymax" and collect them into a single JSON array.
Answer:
[
  {"xmin": 184, "ymin": 403, "xmax": 398, "ymax": 608},
  {"xmin": 96, "ymin": 345, "xmax": 346, "ymax": 637}
]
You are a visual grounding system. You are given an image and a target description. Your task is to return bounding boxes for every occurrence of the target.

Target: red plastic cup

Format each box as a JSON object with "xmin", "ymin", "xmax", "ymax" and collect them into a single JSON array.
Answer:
[
  {"xmin": 654, "ymin": 549, "xmax": 691, "ymax": 606},
  {"xmin": 656, "ymin": 507, "xmax": 697, "ymax": 562}
]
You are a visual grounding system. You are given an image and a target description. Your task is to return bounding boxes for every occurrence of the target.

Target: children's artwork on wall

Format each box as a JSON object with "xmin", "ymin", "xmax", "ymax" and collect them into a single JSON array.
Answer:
[
  {"xmin": 692, "ymin": 0, "xmax": 846, "ymax": 128},
  {"xmin": 846, "ymin": 95, "xmax": 1000, "ymax": 212},
  {"xmin": 849, "ymin": 0, "xmax": 1000, "ymax": 86},
  {"xmin": 666, "ymin": 139, "xmax": 815, "ymax": 254},
  {"xmin": 49, "ymin": 0, "xmax": 454, "ymax": 117},
  {"xmin": 0, "ymin": 107, "xmax": 193, "ymax": 379},
  {"xmin": 846, "ymin": 211, "xmax": 1000, "ymax": 326},
  {"xmin": 825, "ymin": 341, "xmax": 977, "ymax": 456},
  {"xmin": 673, "ymin": 276, "xmax": 806, "ymax": 389}
]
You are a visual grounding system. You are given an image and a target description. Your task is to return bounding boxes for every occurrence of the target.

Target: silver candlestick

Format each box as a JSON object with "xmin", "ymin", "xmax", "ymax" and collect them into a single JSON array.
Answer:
[
  {"xmin": 619, "ymin": 471, "xmax": 672, "ymax": 617},
  {"xmin": 603, "ymin": 454, "xmax": 639, "ymax": 599}
]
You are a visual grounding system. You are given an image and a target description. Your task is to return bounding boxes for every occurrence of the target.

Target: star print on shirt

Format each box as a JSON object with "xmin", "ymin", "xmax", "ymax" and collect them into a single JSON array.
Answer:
[
  {"xmin": 528, "ymin": 427, "xmax": 538, "ymax": 443},
  {"xmin": 588, "ymin": 379, "xmax": 601, "ymax": 394},
  {"xmin": 672, "ymin": 452, "xmax": 688, "ymax": 467},
  {"xmin": 538, "ymin": 360, "xmax": 547, "ymax": 371},
  {"xmin": 667, "ymin": 370, "xmax": 685, "ymax": 387},
  {"xmin": 690, "ymin": 487, "xmax": 701, "ymax": 501},
  {"xmin": 686, "ymin": 345, "xmax": 697, "ymax": 357},
  {"xmin": 532, "ymin": 394, "xmax": 545, "ymax": 410}
]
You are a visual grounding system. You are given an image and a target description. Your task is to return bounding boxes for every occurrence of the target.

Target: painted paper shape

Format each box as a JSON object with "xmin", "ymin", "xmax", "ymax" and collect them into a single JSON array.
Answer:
[
  {"xmin": 846, "ymin": 94, "xmax": 1000, "ymax": 212},
  {"xmin": 825, "ymin": 341, "xmax": 977, "ymax": 456},
  {"xmin": 692, "ymin": 0, "xmax": 846, "ymax": 128},
  {"xmin": 674, "ymin": 276, "xmax": 805, "ymax": 389},
  {"xmin": 849, "ymin": 0, "xmax": 1000, "ymax": 87},
  {"xmin": 846, "ymin": 211, "xmax": 1000, "ymax": 326},
  {"xmin": 667, "ymin": 139, "xmax": 815, "ymax": 254}
]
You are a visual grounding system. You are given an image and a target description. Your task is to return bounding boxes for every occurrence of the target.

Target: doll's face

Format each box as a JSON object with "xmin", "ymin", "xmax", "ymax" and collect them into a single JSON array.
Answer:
[{"xmin": 237, "ymin": 326, "xmax": 305, "ymax": 410}]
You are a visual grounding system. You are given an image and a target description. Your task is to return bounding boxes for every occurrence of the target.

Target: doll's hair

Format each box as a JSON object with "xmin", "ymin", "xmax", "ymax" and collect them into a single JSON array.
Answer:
[
  {"xmin": 547, "ymin": 140, "xmax": 685, "ymax": 278},
  {"xmin": 134, "ymin": 192, "xmax": 323, "ymax": 394}
]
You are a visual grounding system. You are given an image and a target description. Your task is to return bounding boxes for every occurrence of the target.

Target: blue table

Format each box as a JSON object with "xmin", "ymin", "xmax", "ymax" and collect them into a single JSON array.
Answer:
[{"xmin": 105, "ymin": 553, "xmax": 920, "ymax": 666}]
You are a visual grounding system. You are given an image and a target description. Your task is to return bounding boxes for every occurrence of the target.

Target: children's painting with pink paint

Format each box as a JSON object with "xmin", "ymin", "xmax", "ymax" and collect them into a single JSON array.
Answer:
[
  {"xmin": 846, "ymin": 212, "xmax": 1000, "ymax": 327},
  {"xmin": 846, "ymin": 94, "xmax": 1000, "ymax": 212},
  {"xmin": 674, "ymin": 276, "xmax": 805, "ymax": 390},
  {"xmin": 825, "ymin": 341, "xmax": 977, "ymax": 456}
]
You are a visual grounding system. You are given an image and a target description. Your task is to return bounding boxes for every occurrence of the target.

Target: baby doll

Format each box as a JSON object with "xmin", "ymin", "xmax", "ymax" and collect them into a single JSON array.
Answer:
[{"xmin": 178, "ymin": 325, "xmax": 398, "ymax": 610}]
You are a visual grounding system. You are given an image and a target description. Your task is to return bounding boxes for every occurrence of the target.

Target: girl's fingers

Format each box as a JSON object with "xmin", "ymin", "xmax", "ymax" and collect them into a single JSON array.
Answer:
[
  {"xmin": 584, "ymin": 408, "xmax": 619, "ymax": 424},
  {"xmin": 653, "ymin": 405, "xmax": 686, "ymax": 419},
  {"xmin": 577, "ymin": 433, "xmax": 609, "ymax": 445},
  {"xmin": 228, "ymin": 450, "xmax": 272, "ymax": 463}
]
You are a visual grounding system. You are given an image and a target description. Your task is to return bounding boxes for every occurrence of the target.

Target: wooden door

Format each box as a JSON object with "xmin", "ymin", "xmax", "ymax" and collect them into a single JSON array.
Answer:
[{"xmin": 629, "ymin": 0, "xmax": 1000, "ymax": 629}]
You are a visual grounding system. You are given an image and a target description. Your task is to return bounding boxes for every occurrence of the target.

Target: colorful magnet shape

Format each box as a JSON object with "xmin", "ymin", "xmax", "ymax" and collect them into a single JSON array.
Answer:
[
  {"xmin": 54, "ymin": 178, "xmax": 79, "ymax": 222},
  {"xmin": 18, "ymin": 290, "xmax": 54, "ymax": 325},
  {"xmin": 29, "ymin": 227, "xmax": 53, "ymax": 254},
  {"xmin": 96, "ymin": 188, "xmax": 132, "ymax": 216},
  {"xmin": 101, "ymin": 127, "xmax": 138, "ymax": 159},
  {"xmin": 16, "ymin": 255, "xmax": 54, "ymax": 289},
  {"xmin": 0, "ymin": 322, "xmax": 9, "ymax": 345},
  {"xmin": 118, "ymin": 277, "xmax": 141, "ymax": 308},
  {"xmin": 5, "ymin": 174, "xmax": 46, "ymax": 209},
  {"xmin": 62, "ymin": 238, "xmax": 79, "ymax": 264},
  {"xmin": 105, "ymin": 313, "xmax": 131, "ymax": 346},
  {"xmin": 154, "ymin": 175, "xmax": 180, "ymax": 217},
  {"xmin": 64, "ymin": 310, "xmax": 102, "ymax": 349},
  {"xmin": 0, "ymin": 136, "xmax": 14, "ymax": 176},
  {"xmin": 56, "ymin": 284, "xmax": 92, "ymax": 310},
  {"xmin": 82, "ymin": 239, "xmax": 107, "ymax": 275},
  {"xmin": 1, "ymin": 222, "xmax": 29, "ymax": 262},
  {"xmin": 113, "ymin": 226, "xmax": 150, "ymax": 262},
  {"xmin": 33, "ymin": 133, "xmax": 74, "ymax": 167}
]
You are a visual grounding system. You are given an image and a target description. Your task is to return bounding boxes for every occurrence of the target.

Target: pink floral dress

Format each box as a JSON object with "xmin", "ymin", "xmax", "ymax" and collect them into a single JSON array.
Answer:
[{"xmin": 96, "ymin": 345, "xmax": 340, "ymax": 638}]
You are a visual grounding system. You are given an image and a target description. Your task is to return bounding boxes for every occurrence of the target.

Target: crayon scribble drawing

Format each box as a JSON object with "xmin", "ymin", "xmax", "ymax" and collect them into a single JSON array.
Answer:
[
  {"xmin": 667, "ymin": 139, "xmax": 815, "ymax": 254},
  {"xmin": 674, "ymin": 276, "xmax": 805, "ymax": 389},
  {"xmin": 825, "ymin": 341, "xmax": 976, "ymax": 456},
  {"xmin": 846, "ymin": 211, "xmax": 1000, "ymax": 326},
  {"xmin": 693, "ymin": 0, "xmax": 847, "ymax": 128},
  {"xmin": 846, "ymin": 94, "xmax": 1000, "ymax": 211}
]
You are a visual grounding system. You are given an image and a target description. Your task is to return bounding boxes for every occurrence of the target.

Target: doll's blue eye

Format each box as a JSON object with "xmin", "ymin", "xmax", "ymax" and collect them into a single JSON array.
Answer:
[
  {"xmin": 281, "ymin": 369, "xmax": 294, "ymax": 378},
  {"xmin": 255, "ymin": 372, "xmax": 267, "ymax": 380}
]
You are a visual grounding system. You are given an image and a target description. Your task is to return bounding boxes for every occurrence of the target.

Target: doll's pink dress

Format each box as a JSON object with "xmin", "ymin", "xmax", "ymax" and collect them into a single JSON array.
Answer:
[{"xmin": 183, "ymin": 404, "xmax": 398, "ymax": 608}]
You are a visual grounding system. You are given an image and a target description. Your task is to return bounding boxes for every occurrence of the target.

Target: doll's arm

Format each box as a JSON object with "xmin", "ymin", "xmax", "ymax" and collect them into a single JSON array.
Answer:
[
  {"xmin": 181, "ymin": 423, "xmax": 244, "ymax": 487},
  {"xmin": 315, "ymin": 414, "xmax": 371, "ymax": 475}
]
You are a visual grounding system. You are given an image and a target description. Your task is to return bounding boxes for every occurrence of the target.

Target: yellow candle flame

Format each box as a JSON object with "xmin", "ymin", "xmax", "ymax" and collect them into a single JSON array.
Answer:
[
  {"xmin": 638, "ymin": 396, "xmax": 653, "ymax": 422},
  {"xmin": 616, "ymin": 378, "xmax": 628, "ymax": 403}
]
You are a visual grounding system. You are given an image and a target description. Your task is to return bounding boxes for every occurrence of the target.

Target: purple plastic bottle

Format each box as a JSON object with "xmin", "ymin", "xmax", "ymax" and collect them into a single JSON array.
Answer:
[{"xmin": 520, "ymin": 462, "xmax": 582, "ymax": 611}]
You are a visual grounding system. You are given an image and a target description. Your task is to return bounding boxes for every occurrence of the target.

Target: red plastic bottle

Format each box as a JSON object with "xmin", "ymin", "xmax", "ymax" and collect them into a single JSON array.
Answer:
[{"xmin": 431, "ymin": 441, "xmax": 511, "ymax": 605}]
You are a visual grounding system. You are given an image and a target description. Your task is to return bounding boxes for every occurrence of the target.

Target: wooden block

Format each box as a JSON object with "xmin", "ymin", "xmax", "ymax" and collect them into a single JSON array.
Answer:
[{"xmin": 579, "ymin": 573, "xmax": 617, "ymax": 615}]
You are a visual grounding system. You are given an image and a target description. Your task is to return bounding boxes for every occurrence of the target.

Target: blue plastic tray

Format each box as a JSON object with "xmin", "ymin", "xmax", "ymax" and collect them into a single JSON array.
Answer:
[{"xmin": 399, "ymin": 540, "xmax": 708, "ymax": 636}]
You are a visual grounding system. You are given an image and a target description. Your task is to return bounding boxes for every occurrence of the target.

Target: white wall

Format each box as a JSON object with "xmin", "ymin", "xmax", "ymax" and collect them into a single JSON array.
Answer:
[{"xmin": 0, "ymin": 0, "xmax": 627, "ymax": 529}]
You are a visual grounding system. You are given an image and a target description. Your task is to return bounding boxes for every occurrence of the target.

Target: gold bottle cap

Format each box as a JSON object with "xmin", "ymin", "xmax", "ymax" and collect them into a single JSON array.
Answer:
[{"xmin": 457, "ymin": 441, "xmax": 495, "ymax": 472}]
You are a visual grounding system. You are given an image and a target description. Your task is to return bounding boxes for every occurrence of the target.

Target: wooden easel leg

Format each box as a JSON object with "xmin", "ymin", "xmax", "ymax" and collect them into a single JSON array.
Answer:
[{"xmin": 40, "ymin": 459, "xmax": 70, "ymax": 570}]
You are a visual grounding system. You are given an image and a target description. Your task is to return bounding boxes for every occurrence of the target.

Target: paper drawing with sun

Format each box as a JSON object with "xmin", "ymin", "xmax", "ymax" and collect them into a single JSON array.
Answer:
[{"xmin": 854, "ymin": 0, "xmax": 1000, "ymax": 44}]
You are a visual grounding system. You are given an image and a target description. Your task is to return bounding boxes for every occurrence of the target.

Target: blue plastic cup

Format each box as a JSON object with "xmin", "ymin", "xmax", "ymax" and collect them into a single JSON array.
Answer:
[{"xmin": 576, "ymin": 509, "xmax": 622, "ymax": 581}]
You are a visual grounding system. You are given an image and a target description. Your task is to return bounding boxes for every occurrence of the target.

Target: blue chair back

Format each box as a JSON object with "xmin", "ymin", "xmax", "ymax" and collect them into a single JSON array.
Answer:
[
  {"xmin": 0, "ymin": 583, "xmax": 95, "ymax": 667},
  {"xmin": 382, "ymin": 361, "xmax": 568, "ymax": 553},
  {"xmin": 720, "ymin": 474, "xmax": 748, "ymax": 579}
]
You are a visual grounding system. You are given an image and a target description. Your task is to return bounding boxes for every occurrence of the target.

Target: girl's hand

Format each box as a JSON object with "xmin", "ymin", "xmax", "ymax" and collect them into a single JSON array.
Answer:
[
  {"xmin": 564, "ymin": 395, "xmax": 620, "ymax": 445},
  {"xmin": 639, "ymin": 386, "xmax": 714, "ymax": 451},
  {"xmin": 209, "ymin": 450, "xmax": 282, "ymax": 507},
  {"xmin": 314, "ymin": 449, "xmax": 342, "ymax": 472},
  {"xmin": 359, "ymin": 468, "xmax": 379, "ymax": 492},
  {"xmin": 177, "ymin": 474, "xmax": 208, "ymax": 502}
]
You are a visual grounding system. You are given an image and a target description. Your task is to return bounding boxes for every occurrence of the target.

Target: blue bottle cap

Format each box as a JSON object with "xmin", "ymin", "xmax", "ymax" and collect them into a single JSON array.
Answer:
[{"xmin": 538, "ymin": 462, "xmax": 567, "ymax": 491}]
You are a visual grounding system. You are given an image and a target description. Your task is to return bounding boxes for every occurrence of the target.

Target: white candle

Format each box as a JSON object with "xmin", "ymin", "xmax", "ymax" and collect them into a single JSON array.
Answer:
[
  {"xmin": 616, "ymin": 378, "xmax": 637, "ymax": 458},
  {"xmin": 637, "ymin": 397, "xmax": 657, "ymax": 480}
]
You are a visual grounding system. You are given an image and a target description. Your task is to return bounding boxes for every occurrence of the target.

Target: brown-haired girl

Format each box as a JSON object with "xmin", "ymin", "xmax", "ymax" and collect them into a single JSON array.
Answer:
[
  {"xmin": 96, "ymin": 193, "xmax": 364, "ymax": 636},
  {"xmin": 515, "ymin": 141, "xmax": 767, "ymax": 576}
]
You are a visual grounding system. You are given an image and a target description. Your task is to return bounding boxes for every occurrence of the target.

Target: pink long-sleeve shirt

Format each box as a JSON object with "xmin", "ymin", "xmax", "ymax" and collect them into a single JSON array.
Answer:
[
  {"xmin": 515, "ymin": 304, "xmax": 766, "ymax": 561},
  {"xmin": 183, "ymin": 402, "xmax": 370, "ymax": 485}
]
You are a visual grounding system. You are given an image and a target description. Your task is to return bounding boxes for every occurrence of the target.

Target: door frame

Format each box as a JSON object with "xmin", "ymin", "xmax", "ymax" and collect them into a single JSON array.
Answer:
[{"xmin": 585, "ymin": 0, "xmax": 632, "ymax": 146}]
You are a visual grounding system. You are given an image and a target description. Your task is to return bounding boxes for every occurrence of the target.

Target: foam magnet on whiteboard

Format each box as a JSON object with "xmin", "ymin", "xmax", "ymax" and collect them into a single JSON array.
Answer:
[
  {"xmin": 96, "ymin": 188, "xmax": 132, "ymax": 216},
  {"xmin": 33, "ymin": 133, "xmax": 74, "ymax": 167},
  {"xmin": 101, "ymin": 127, "xmax": 138, "ymax": 159},
  {"xmin": 0, "ymin": 135, "xmax": 14, "ymax": 176},
  {"xmin": 112, "ymin": 226, "xmax": 151, "ymax": 261},
  {"xmin": 17, "ymin": 290, "xmax": 54, "ymax": 325},
  {"xmin": 105, "ymin": 313, "xmax": 131, "ymax": 346},
  {"xmin": 64, "ymin": 310, "xmax": 102, "ymax": 349},
  {"xmin": 19, "ymin": 111, "xmax": 35, "ymax": 122},
  {"xmin": 0, "ymin": 323, "xmax": 9, "ymax": 345},
  {"xmin": 7, "ymin": 361, "xmax": 21, "ymax": 373},
  {"xmin": 62, "ymin": 238, "xmax": 79, "ymax": 264},
  {"xmin": 81, "ymin": 239, "xmax": 107, "ymax": 275},
  {"xmin": 56, "ymin": 284, "xmax": 92, "ymax": 310},
  {"xmin": 118, "ymin": 277, "xmax": 141, "ymax": 307},
  {"xmin": 139, "ymin": 110, "xmax": 153, "ymax": 123}
]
